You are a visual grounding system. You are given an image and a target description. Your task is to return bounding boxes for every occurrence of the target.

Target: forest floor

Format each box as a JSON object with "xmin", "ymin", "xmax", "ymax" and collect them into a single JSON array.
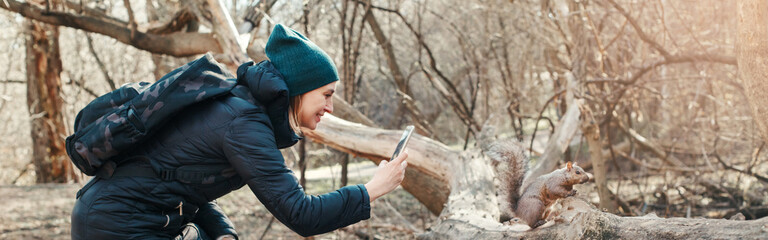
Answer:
[
  {"xmin": 3, "ymin": 166, "xmax": 767, "ymax": 239},
  {"xmin": 0, "ymin": 162, "xmax": 435, "ymax": 239}
]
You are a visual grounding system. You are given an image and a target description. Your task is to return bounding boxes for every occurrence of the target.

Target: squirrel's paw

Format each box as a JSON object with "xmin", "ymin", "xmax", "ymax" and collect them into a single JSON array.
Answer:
[
  {"xmin": 567, "ymin": 189, "xmax": 578, "ymax": 197},
  {"xmin": 531, "ymin": 220, "xmax": 547, "ymax": 229}
]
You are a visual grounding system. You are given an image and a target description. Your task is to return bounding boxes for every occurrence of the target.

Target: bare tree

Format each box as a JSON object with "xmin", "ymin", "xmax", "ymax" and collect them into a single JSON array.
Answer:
[{"xmin": 24, "ymin": 1, "xmax": 75, "ymax": 183}]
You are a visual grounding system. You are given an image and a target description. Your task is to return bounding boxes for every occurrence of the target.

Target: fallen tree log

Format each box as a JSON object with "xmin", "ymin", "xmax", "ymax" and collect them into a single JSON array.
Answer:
[
  {"xmin": 420, "ymin": 197, "xmax": 768, "ymax": 239},
  {"xmin": 303, "ymin": 114, "xmax": 456, "ymax": 215}
]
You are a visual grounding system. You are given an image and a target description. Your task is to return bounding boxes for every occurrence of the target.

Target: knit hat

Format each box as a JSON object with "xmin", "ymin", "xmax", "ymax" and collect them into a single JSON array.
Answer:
[{"xmin": 265, "ymin": 24, "xmax": 339, "ymax": 97}]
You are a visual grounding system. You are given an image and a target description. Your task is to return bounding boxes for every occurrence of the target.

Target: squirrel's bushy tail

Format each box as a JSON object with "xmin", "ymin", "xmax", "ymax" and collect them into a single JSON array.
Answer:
[{"xmin": 485, "ymin": 139, "xmax": 528, "ymax": 222}]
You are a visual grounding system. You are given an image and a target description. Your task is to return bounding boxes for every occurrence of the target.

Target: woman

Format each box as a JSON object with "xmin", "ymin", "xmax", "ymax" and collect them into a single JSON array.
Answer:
[{"xmin": 71, "ymin": 24, "xmax": 408, "ymax": 240}]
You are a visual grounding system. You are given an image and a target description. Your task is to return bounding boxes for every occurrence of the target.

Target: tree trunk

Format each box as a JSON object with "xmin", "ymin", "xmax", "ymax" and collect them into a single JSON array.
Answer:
[
  {"xmin": 339, "ymin": 0, "xmax": 370, "ymax": 187},
  {"xmin": 583, "ymin": 120, "xmax": 620, "ymax": 213},
  {"xmin": 737, "ymin": 0, "xmax": 768, "ymax": 144},
  {"xmin": 298, "ymin": 139, "xmax": 307, "ymax": 188},
  {"xmin": 25, "ymin": 19, "xmax": 75, "ymax": 183}
]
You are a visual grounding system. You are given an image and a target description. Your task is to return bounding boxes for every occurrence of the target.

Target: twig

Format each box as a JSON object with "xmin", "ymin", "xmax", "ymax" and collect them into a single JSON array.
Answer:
[
  {"xmin": 748, "ymin": 141, "xmax": 764, "ymax": 174},
  {"xmin": 713, "ymin": 153, "xmax": 768, "ymax": 184},
  {"xmin": 699, "ymin": 179, "xmax": 756, "ymax": 219},
  {"xmin": 615, "ymin": 117, "xmax": 689, "ymax": 168},
  {"xmin": 604, "ymin": 18, "xmax": 628, "ymax": 49},
  {"xmin": 123, "ymin": 0, "xmax": 137, "ymax": 41},
  {"xmin": 351, "ymin": 0, "xmax": 397, "ymax": 13},
  {"xmin": 253, "ymin": 6, "xmax": 275, "ymax": 25},
  {"xmin": 350, "ymin": 229, "xmax": 379, "ymax": 240},
  {"xmin": 72, "ymin": 76, "xmax": 99, "ymax": 98},
  {"xmin": 11, "ymin": 161, "xmax": 33, "ymax": 184},
  {"xmin": 377, "ymin": 5, "xmax": 479, "ymax": 134},
  {"xmin": 146, "ymin": 8, "xmax": 196, "ymax": 34},
  {"xmin": 1, "ymin": 79, "xmax": 25, "ymax": 84},
  {"xmin": 615, "ymin": 151, "xmax": 700, "ymax": 173},
  {"xmin": 378, "ymin": 200, "xmax": 420, "ymax": 233},
  {"xmin": 529, "ymin": 89, "xmax": 567, "ymax": 157},
  {"xmin": 607, "ymin": 0, "xmax": 671, "ymax": 58},
  {"xmin": 258, "ymin": 217, "xmax": 275, "ymax": 240},
  {"xmin": 85, "ymin": 34, "xmax": 116, "ymax": 90}
]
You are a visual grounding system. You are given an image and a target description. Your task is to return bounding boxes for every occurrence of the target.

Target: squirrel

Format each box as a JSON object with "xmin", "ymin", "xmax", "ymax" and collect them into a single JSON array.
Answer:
[{"xmin": 485, "ymin": 140, "xmax": 591, "ymax": 229}]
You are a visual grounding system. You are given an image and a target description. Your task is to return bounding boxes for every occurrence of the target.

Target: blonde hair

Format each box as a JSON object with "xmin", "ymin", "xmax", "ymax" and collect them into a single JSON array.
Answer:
[{"xmin": 288, "ymin": 95, "xmax": 303, "ymax": 135}]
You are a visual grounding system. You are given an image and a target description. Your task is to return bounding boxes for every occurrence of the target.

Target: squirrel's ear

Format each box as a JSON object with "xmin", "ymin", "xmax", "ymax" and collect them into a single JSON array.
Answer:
[{"xmin": 567, "ymin": 161, "xmax": 573, "ymax": 170}]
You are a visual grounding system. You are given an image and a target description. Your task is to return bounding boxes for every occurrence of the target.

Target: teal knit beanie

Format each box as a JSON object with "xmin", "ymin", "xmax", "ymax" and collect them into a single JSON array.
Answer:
[{"xmin": 265, "ymin": 24, "xmax": 339, "ymax": 97}]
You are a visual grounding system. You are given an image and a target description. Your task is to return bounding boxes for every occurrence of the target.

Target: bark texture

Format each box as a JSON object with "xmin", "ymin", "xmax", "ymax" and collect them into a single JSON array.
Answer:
[
  {"xmin": 25, "ymin": 19, "xmax": 74, "ymax": 183},
  {"xmin": 738, "ymin": 0, "xmax": 768, "ymax": 144}
]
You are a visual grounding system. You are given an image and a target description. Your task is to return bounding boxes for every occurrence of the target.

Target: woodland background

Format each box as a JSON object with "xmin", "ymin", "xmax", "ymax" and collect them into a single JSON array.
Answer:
[{"xmin": 1, "ymin": 0, "xmax": 768, "ymax": 239}]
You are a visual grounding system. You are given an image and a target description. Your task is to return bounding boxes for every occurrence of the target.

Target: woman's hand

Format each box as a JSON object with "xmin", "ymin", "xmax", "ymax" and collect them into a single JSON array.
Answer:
[
  {"xmin": 364, "ymin": 152, "xmax": 409, "ymax": 202},
  {"xmin": 216, "ymin": 234, "xmax": 235, "ymax": 240}
]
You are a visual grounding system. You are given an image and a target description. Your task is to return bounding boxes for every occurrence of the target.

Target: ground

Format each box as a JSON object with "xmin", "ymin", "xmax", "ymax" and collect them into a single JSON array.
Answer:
[{"xmin": 0, "ymin": 162, "xmax": 434, "ymax": 239}]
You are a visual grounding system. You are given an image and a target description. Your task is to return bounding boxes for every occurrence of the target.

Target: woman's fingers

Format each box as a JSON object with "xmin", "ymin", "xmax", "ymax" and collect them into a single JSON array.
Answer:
[
  {"xmin": 366, "ymin": 153, "xmax": 409, "ymax": 202},
  {"xmin": 391, "ymin": 151, "xmax": 408, "ymax": 165}
]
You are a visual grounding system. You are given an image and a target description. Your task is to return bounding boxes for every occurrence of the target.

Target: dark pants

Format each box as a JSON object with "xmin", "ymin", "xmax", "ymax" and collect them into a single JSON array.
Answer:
[{"xmin": 71, "ymin": 177, "xmax": 210, "ymax": 240}]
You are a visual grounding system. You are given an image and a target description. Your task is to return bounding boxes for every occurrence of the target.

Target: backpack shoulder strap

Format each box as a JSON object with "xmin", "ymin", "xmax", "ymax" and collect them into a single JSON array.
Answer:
[{"xmin": 108, "ymin": 156, "xmax": 233, "ymax": 184}]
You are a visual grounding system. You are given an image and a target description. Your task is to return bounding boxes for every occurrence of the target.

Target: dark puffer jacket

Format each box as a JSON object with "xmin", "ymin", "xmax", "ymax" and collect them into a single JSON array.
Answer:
[{"xmin": 71, "ymin": 61, "xmax": 371, "ymax": 239}]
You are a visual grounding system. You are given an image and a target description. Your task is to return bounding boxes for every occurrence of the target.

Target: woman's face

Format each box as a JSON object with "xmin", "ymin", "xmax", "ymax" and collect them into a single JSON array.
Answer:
[{"xmin": 298, "ymin": 81, "xmax": 336, "ymax": 130}]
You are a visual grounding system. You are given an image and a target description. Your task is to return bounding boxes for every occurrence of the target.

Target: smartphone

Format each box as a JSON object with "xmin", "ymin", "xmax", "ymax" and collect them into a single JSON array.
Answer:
[{"xmin": 391, "ymin": 125, "xmax": 415, "ymax": 160}]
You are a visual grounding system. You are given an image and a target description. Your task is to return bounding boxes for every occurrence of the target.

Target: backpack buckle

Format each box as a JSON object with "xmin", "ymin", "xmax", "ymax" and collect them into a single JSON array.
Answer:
[{"xmin": 160, "ymin": 169, "xmax": 176, "ymax": 181}]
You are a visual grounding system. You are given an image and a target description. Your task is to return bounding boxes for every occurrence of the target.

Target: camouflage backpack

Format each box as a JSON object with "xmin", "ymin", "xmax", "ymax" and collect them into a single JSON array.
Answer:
[{"xmin": 65, "ymin": 53, "xmax": 238, "ymax": 177}]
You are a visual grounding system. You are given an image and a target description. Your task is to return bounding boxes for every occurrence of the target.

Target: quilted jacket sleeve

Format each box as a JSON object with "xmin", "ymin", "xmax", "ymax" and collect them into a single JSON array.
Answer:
[
  {"xmin": 222, "ymin": 109, "xmax": 371, "ymax": 237},
  {"xmin": 192, "ymin": 201, "xmax": 238, "ymax": 239}
]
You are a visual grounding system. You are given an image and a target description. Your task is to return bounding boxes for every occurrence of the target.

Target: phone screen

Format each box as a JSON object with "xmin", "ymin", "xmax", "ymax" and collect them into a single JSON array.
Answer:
[{"xmin": 391, "ymin": 125, "xmax": 415, "ymax": 160}]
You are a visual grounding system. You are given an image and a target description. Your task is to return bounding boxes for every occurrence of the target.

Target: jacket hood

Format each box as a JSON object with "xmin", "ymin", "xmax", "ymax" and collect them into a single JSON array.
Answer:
[{"xmin": 234, "ymin": 60, "xmax": 300, "ymax": 148}]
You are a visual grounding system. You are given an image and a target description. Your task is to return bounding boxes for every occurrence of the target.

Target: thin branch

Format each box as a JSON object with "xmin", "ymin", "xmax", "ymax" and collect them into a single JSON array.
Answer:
[
  {"xmin": 529, "ymin": 89, "xmax": 567, "ymax": 156},
  {"xmin": 11, "ymin": 161, "xmax": 33, "ymax": 184},
  {"xmin": 593, "ymin": 53, "xmax": 736, "ymax": 127},
  {"xmin": 615, "ymin": 117, "xmax": 689, "ymax": 168},
  {"xmin": 352, "ymin": 0, "xmax": 397, "ymax": 13},
  {"xmin": 607, "ymin": 0, "xmax": 671, "ymax": 58},
  {"xmin": 386, "ymin": 7, "xmax": 480, "ymax": 134},
  {"xmin": 61, "ymin": 0, "xmax": 124, "ymax": 27},
  {"xmin": 610, "ymin": 54, "xmax": 737, "ymax": 86},
  {"xmin": 85, "ymin": 34, "xmax": 116, "ymax": 91},
  {"xmin": 146, "ymin": 8, "xmax": 196, "ymax": 34},
  {"xmin": 604, "ymin": 18, "xmax": 628, "ymax": 49},
  {"xmin": 615, "ymin": 151, "xmax": 701, "ymax": 173},
  {"xmin": 258, "ymin": 217, "xmax": 275, "ymax": 240},
  {"xmin": 1, "ymin": 79, "xmax": 25, "ymax": 84},
  {"xmin": 699, "ymin": 179, "xmax": 756, "ymax": 219},
  {"xmin": 714, "ymin": 153, "xmax": 768, "ymax": 184},
  {"xmin": 360, "ymin": 4, "xmax": 433, "ymax": 136},
  {"xmin": 71, "ymin": 77, "xmax": 99, "ymax": 98},
  {"xmin": 122, "ymin": 0, "xmax": 137, "ymax": 41}
]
